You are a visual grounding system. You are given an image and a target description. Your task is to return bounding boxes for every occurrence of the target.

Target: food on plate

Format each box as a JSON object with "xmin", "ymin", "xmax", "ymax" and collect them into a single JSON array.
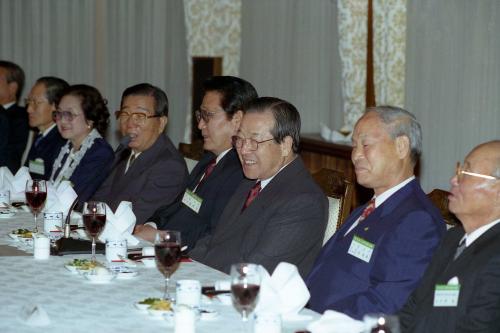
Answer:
[
  {"xmin": 147, "ymin": 299, "xmax": 172, "ymax": 311},
  {"xmin": 11, "ymin": 229, "xmax": 32, "ymax": 238},
  {"xmin": 66, "ymin": 259, "xmax": 101, "ymax": 270}
]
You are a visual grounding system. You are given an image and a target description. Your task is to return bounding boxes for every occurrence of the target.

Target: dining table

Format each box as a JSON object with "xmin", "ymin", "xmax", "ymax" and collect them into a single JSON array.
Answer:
[{"xmin": 0, "ymin": 210, "xmax": 319, "ymax": 333}]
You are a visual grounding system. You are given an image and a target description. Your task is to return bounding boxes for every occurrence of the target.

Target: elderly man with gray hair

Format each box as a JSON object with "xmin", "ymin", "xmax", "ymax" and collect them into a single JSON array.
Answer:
[{"xmin": 306, "ymin": 106, "xmax": 446, "ymax": 319}]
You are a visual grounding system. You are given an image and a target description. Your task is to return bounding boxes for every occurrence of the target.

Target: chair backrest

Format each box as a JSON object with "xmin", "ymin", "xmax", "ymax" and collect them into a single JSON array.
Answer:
[
  {"xmin": 427, "ymin": 188, "xmax": 460, "ymax": 227},
  {"xmin": 312, "ymin": 168, "xmax": 354, "ymax": 244},
  {"xmin": 178, "ymin": 141, "xmax": 205, "ymax": 161}
]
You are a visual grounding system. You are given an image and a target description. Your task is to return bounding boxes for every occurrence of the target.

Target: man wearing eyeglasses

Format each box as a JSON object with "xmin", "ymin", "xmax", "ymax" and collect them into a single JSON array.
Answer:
[
  {"xmin": 93, "ymin": 83, "xmax": 188, "ymax": 225},
  {"xmin": 190, "ymin": 97, "xmax": 328, "ymax": 278},
  {"xmin": 399, "ymin": 140, "xmax": 500, "ymax": 332},
  {"xmin": 24, "ymin": 77, "xmax": 69, "ymax": 180},
  {"xmin": 306, "ymin": 106, "xmax": 446, "ymax": 319},
  {"xmin": 134, "ymin": 76, "xmax": 256, "ymax": 248},
  {"xmin": 0, "ymin": 60, "xmax": 29, "ymax": 173}
]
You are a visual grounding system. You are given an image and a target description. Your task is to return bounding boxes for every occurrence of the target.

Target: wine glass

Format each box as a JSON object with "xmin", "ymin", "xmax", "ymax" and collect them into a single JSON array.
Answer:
[
  {"xmin": 363, "ymin": 313, "xmax": 401, "ymax": 333},
  {"xmin": 25, "ymin": 179, "xmax": 47, "ymax": 233},
  {"xmin": 82, "ymin": 201, "xmax": 106, "ymax": 263},
  {"xmin": 154, "ymin": 230, "xmax": 181, "ymax": 300},
  {"xmin": 230, "ymin": 263, "xmax": 262, "ymax": 325}
]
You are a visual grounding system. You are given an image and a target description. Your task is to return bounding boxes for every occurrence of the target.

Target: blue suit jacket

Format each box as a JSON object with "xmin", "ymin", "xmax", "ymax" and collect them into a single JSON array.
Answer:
[
  {"xmin": 25, "ymin": 126, "xmax": 66, "ymax": 180},
  {"xmin": 306, "ymin": 179, "xmax": 446, "ymax": 319},
  {"xmin": 52, "ymin": 138, "xmax": 114, "ymax": 203},
  {"xmin": 150, "ymin": 149, "xmax": 244, "ymax": 249}
]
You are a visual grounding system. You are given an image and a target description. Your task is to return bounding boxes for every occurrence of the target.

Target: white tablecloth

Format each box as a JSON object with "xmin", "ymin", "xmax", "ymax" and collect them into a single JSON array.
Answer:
[{"xmin": 0, "ymin": 212, "xmax": 319, "ymax": 333}]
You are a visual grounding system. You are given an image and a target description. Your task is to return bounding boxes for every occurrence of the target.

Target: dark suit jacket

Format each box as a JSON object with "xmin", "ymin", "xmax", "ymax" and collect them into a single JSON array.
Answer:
[
  {"xmin": 0, "ymin": 110, "xmax": 9, "ymax": 167},
  {"xmin": 399, "ymin": 223, "xmax": 500, "ymax": 333},
  {"xmin": 93, "ymin": 134, "xmax": 188, "ymax": 225},
  {"xmin": 25, "ymin": 126, "xmax": 66, "ymax": 180},
  {"xmin": 2, "ymin": 103, "xmax": 29, "ymax": 173},
  {"xmin": 190, "ymin": 157, "xmax": 328, "ymax": 278},
  {"xmin": 306, "ymin": 179, "xmax": 446, "ymax": 319},
  {"xmin": 149, "ymin": 149, "xmax": 244, "ymax": 249},
  {"xmin": 52, "ymin": 137, "xmax": 114, "ymax": 203}
]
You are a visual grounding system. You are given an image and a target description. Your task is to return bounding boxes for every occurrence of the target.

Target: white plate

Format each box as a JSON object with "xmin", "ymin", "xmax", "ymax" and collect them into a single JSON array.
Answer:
[
  {"xmin": 64, "ymin": 265, "xmax": 79, "ymax": 274},
  {"xmin": 116, "ymin": 270, "xmax": 139, "ymax": 279},
  {"xmin": 134, "ymin": 302, "xmax": 151, "ymax": 312},
  {"xmin": 85, "ymin": 272, "xmax": 115, "ymax": 284},
  {"xmin": 8, "ymin": 233, "xmax": 19, "ymax": 240}
]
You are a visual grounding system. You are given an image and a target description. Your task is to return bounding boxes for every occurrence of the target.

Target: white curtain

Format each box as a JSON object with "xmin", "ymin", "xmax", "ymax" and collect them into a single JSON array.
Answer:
[
  {"xmin": 406, "ymin": 0, "xmax": 500, "ymax": 191},
  {"xmin": 0, "ymin": 0, "xmax": 189, "ymax": 147},
  {"xmin": 240, "ymin": 0, "xmax": 343, "ymax": 135}
]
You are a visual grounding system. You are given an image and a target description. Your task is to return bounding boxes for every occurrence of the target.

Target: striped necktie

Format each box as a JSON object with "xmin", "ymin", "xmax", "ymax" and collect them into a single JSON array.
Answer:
[
  {"xmin": 241, "ymin": 181, "xmax": 261, "ymax": 212},
  {"xmin": 359, "ymin": 199, "xmax": 376, "ymax": 222}
]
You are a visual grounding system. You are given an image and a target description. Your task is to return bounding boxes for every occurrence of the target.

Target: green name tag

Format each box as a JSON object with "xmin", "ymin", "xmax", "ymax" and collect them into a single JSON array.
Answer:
[
  {"xmin": 181, "ymin": 189, "xmax": 203, "ymax": 213},
  {"xmin": 348, "ymin": 235, "xmax": 375, "ymax": 263},
  {"xmin": 434, "ymin": 284, "xmax": 460, "ymax": 307}
]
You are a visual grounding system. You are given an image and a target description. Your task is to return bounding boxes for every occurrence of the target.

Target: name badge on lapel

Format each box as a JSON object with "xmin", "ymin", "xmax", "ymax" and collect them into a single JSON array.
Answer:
[
  {"xmin": 434, "ymin": 276, "xmax": 460, "ymax": 307},
  {"xmin": 29, "ymin": 158, "xmax": 45, "ymax": 175},
  {"xmin": 348, "ymin": 235, "xmax": 375, "ymax": 263},
  {"xmin": 182, "ymin": 189, "xmax": 202, "ymax": 213}
]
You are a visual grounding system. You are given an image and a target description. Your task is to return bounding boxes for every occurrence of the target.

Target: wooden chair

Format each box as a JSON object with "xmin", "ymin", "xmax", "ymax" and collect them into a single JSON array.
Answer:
[
  {"xmin": 312, "ymin": 168, "xmax": 354, "ymax": 244},
  {"xmin": 178, "ymin": 141, "xmax": 205, "ymax": 173},
  {"xmin": 427, "ymin": 189, "xmax": 460, "ymax": 227}
]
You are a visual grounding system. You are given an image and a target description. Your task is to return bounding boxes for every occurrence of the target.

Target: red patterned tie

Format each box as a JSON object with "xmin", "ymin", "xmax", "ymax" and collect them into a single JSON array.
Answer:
[
  {"xmin": 359, "ymin": 199, "xmax": 376, "ymax": 222},
  {"xmin": 241, "ymin": 181, "xmax": 261, "ymax": 212},
  {"xmin": 195, "ymin": 158, "xmax": 217, "ymax": 191}
]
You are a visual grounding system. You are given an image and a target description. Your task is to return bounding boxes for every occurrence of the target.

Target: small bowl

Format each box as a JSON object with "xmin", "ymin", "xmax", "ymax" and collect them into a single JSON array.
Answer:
[
  {"xmin": 148, "ymin": 308, "xmax": 172, "ymax": 319},
  {"xmin": 64, "ymin": 265, "xmax": 79, "ymax": 274},
  {"xmin": 8, "ymin": 233, "xmax": 19, "ymax": 241},
  {"xmin": 85, "ymin": 273, "xmax": 115, "ymax": 284}
]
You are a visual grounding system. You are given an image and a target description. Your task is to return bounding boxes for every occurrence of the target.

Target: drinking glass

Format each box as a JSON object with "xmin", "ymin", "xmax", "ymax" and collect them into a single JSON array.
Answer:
[
  {"xmin": 363, "ymin": 313, "xmax": 401, "ymax": 333},
  {"xmin": 82, "ymin": 201, "xmax": 106, "ymax": 263},
  {"xmin": 25, "ymin": 179, "xmax": 47, "ymax": 233},
  {"xmin": 230, "ymin": 263, "xmax": 262, "ymax": 325},
  {"xmin": 154, "ymin": 231, "xmax": 181, "ymax": 300}
]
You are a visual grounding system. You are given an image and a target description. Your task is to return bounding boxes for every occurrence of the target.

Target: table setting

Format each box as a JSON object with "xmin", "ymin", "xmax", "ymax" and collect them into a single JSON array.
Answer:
[{"xmin": 0, "ymin": 179, "xmax": 323, "ymax": 333}]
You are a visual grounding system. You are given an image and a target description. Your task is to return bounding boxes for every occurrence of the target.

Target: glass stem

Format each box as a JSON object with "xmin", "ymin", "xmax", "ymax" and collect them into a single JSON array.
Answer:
[
  {"xmin": 163, "ymin": 275, "xmax": 170, "ymax": 300},
  {"xmin": 91, "ymin": 237, "xmax": 96, "ymax": 263},
  {"xmin": 33, "ymin": 211, "xmax": 38, "ymax": 233}
]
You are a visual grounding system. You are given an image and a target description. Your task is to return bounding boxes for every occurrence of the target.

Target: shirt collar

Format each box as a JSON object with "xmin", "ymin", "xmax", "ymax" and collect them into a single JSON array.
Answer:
[
  {"xmin": 2, "ymin": 102, "xmax": 15, "ymax": 109},
  {"xmin": 259, "ymin": 156, "xmax": 297, "ymax": 190},
  {"xmin": 373, "ymin": 176, "xmax": 416, "ymax": 208},
  {"xmin": 41, "ymin": 123, "xmax": 57, "ymax": 137},
  {"xmin": 462, "ymin": 218, "xmax": 500, "ymax": 247},
  {"xmin": 215, "ymin": 148, "xmax": 232, "ymax": 164}
]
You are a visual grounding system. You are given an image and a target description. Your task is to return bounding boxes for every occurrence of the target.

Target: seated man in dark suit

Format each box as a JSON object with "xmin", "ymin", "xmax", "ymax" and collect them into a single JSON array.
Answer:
[
  {"xmin": 306, "ymin": 106, "xmax": 446, "ymax": 319},
  {"xmin": 24, "ymin": 77, "xmax": 68, "ymax": 180},
  {"xmin": 135, "ymin": 76, "xmax": 257, "ymax": 248},
  {"xmin": 0, "ymin": 111, "xmax": 8, "ymax": 166},
  {"xmin": 0, "ymin": 60, "xmax": 29, "ymax": 173},
  {"xmin": 399, "ymin": 140, "xmax": 500, "ymax": 333},
  {"xmin": 190, "ymin": 97, "xmax": 328, "ymax": 277},
  {"xmin": 93, "ymin": 83, "xmax": 188, "ymax": 224}
]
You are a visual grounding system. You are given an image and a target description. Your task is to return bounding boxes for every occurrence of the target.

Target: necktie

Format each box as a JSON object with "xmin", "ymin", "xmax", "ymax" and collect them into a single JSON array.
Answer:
[
  {"xmin": 33, "ymin": 133, "xmax": 43, "ymax": 148},
  {"xmin": 359, "ymin": 199, "xmax": 376, "ymax": 222},
  {"xmin": 125, "ymin": 153, "xmax": 136, "ymax": 173},
  {"xmin": 241, "ymin": 181, "xmax": 261, "ymax": 212},
  {"xmin": 453, "ymin": 238, "xmax": 466, "ymax": 260},
  {"xmin": 195, "ymin": 158, "xmax": 217, "ymax": 191}
]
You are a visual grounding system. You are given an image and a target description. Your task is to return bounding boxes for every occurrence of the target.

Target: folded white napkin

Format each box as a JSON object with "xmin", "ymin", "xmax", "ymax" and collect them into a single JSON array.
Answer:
[
  {"xmin": 0, "ymin": 166, "xmax": 32, "ymax": 201},
  {"xmin": 99, "ymin": 201, "xmax": 139, "ymax": 246},
  {"xmin": 320, "ymin": 124, "xmax": 352, "ymax": 143},
  {"xmin": 255, "ymin": 262, "xmax": 310, "ymax": 320},
  {"xmin": 307, "ymin": 310, "xmax": 367, "ymax": 333},
  {"xmin": 44, "ymin": 180, "xmax": 77, "ymax": 216},
  {"xmin": 20, "ymin": 304, "xmax": 51, "ymax": 327}
]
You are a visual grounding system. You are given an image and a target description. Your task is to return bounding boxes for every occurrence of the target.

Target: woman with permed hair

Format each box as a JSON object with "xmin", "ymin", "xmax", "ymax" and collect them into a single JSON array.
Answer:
[{"xmin": 50, "ymin": 84, "xmax": 114, "ymax": 203}]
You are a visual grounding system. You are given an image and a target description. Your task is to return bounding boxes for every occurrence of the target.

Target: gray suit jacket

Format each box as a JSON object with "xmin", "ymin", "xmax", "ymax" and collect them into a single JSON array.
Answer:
[
  {"xmin": 190, "ymin": 157, "xmax": 328, "ymax": 278},
  {"xmin": 93, "ymin": 134, "xmax": 188, "ymax": 224}
]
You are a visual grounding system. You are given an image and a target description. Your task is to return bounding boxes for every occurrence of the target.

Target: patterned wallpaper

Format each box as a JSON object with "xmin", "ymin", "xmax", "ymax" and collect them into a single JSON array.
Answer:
[{"xmin": 184, "ymin": 0, "xmax": 242, "ymax": 76}]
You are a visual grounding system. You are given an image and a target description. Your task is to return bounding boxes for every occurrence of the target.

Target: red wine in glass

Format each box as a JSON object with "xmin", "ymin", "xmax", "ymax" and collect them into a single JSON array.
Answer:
[
  {"xmin": 231, "ymin": 283, "xmax": 260, "ymax": 314},
  {"xmin": 26, "ymin": 191, "xmax": 47, "ymax": 212},
  {"xmin": 155, "ymin": 242, "xmax": 181, "ymax": 271},
  {"xmin": 83, "ymin": 214, "xmax": 106, "ymax": 238}
]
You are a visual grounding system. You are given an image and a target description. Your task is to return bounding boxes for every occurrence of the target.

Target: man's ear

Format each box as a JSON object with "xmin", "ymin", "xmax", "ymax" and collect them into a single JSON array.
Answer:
[
  {"xmin": 7, "ymin": 81, "xmax": 18, "ymax": 100},
  {"xmin": 159, "ymin": 116, "xmax": 168, "ymax": 133},
  {"xmin": 395, "ymin": 135, "xmax": 411, "ymax": 160},
  {"xmin": 280, "ymin": 136, "xmax": 293, "ymax": 157},
  {"xmin": 231, "ymin": 110, "xmax": 243, "ymax": 130}
]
